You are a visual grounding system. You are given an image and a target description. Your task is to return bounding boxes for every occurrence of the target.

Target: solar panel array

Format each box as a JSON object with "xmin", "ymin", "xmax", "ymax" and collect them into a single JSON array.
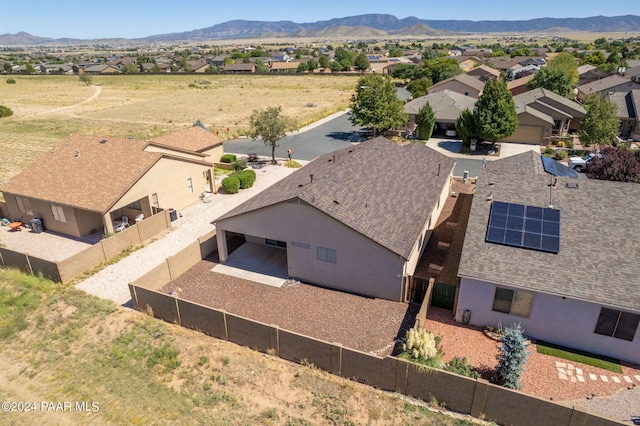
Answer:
[
  {"xmin": 540, "ymin": 154, "xmax": 579, "ymax": 178},
  {"xmin": 486, "ymin": 201, "xmax": 561, "ymax": 253}
]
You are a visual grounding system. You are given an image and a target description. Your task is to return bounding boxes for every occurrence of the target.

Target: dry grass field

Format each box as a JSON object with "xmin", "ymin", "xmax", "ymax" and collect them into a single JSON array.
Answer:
[{"xmin": 0, "ymin": 74, "xmax": 358, "ymax": 184}]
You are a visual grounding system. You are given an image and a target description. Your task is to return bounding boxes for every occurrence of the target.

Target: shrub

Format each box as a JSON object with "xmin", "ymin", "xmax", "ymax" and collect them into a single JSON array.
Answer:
[
  {"xmin": 555, "ymin": 150, "xmax": 567, "ymax": 160},
  {"xmin": 232, "ymin": 159, "xmax": 246, "ymax": 171},
  {"xmin": 220, "ymin": 176, "xmax": 240, "ymax": 194},
  {"xmin": 566, "ymin": 140, "xmax": 574, "ymax": 149},
  {"xmin": 400, "ymin": 327, "xmax": 443, "ymax": 368},
  {"xmin": 0, "ymin": 105, "xmax": 13, "ymax": 118},
  {"xmin": 220, "ymin": 154, "xmax": 236, "ymax": 163},
  {"xmin": 285, "ymin": 160, "xmax": 302, "ymax": 168},
  {"xmin": 556, "ymin": 140, "xmax": 566, "ymax": 148},
  {"xmin": 230, "ymin": 170, "xmax": 256, "ymax": 189},
  {"xmin": 6, "ymin": 78, "xmax": 16, "ymax": 84},
  {"xmin": 446, "ymin": 356, "xmax": 480, "ymax": 379},
  {"xmin": 544, "ymin": 147, "xmax": 554, "ymax": 155},
  {"xmin": 492, "ymin": 324, "xmax": 530, "ymax": 389}
]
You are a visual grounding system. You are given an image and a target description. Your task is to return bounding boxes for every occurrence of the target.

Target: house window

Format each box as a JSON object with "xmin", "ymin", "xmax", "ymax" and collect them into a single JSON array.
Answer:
[
  {"xmin": 50, "ymin": 204, "xmax": 66, "ymax": 223},
  {"xmin": 152, "ymin": 193, "xmax": 159, "ymax": 208},
  {"xmin": 187, "ymin": 178, "xmax": 193, "ymax": 194},
  {"xmin": 492, "ymin": 287, "xmax": 534, "ymax": 317},
  {"xmin": 266, "ymin": 238, "xmax": 286, "ymax": 248},
  {"xmin": 594, "ymin": 308, "xmax": 640, "ymax": 341},
  {"xmin": 16, "ymin": 197, "xmax": 31, "ymax": 213},
  {"xmin": 317, "ymin": 246, "xmax": 336, "ymax": 264},
  {"xmin": 291, "ymin": 241, "xmax": 310, "ymax": 249}
]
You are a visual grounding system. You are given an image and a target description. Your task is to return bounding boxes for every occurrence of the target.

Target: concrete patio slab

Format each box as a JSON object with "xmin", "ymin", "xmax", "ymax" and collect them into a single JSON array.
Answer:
[{"xmin": 212, "ymin": 242, "xmax": 287, "ymax": 287}]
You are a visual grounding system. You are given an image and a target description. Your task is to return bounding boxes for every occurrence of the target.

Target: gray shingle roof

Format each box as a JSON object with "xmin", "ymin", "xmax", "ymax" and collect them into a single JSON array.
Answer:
[
  {"xmin": 459, "ymin": 161, "xmax": 640, "ymax": 312},
  {"xmin": 404, "ymin": 90, "xmax": 477, "ymax": 122},
  {"xmin": 216, "ymin": 137, "xmax": 455, "ymax": 259}
]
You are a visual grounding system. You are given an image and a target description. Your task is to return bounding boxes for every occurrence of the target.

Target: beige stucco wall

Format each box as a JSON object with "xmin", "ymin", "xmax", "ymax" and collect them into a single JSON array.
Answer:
[
  {"xmin": 216, "ymin": 200, "xmax": 407, "ymax": 301},
  {"xmin": 107, "ymin": 157, "xmax": 210, "ymax": 229},
  {"xmin": 143, "ymin": 145, "xmax": 207, "ymax": 161},
  {"xmin": 200, "ymin": 144, "xmax": 224, "ymax": 164}
]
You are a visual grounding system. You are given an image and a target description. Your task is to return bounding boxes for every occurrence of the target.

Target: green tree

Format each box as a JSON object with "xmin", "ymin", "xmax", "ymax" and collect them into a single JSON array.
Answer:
[
  {"xmin": 422, "ymin": 48, "xmax": 439, "ymax": 60},
  {"xmin": 416, "ymin": 102, "xmax": 436, "ymax": 140},
  {"xmin": 422, "ymin": 57, "xmax": 462, "ymax": 83},
  {"xmin": 329, "ymin": 61, "xmax": 343, "ymax": 73},
  {"xmin": 391, "ymin": 63, "xmax": 419, "ymax": 82},
  {"xmin": 151, "ymin": 63, "xmax": 161, "ymax": 73},
  {"xmin": 405, "ymin": 77, "xmax": 432, "ymax": 98},
  {"xmin": 353, "ymin": 53, "xmax": 370, "ymax": 72},
  {"xmin": 25, "ymin": 63, "xmax": 35, "ymax": 74},
  {"xmin": 0, "ymin": 105, "xmax": 14, "ymax": 118},
  {"xmin": 455, "ymin": 109, "xmax": 479, "ymax": 145},
  {"xmin": 3, "ymin": 63, "xmax": 12, "ymax": 72},
  {"xmin": 584, "ymin": 50, "xmax": 607, "ymax": 67},
  {"xmin": 578, "ymin": 94, "xmax": 620, "ymax": 147},
  {"xmin": 296, "ymin": 62, "xmax": 309, "ymax": 73},
  {"xmin": 526, "ymin": 67, "xmax": 573, "ymax": 98},
  {"xmin": 78, "ymin": 73, "xmax": 93, "ymax": 86},
  {"xmin": 473, "ymin": 79, "xmax": 518, "ymax": 142},
  {"xmin": 307, "ymin": 58, "xmax": 318, "ymax": 72},
  {"xmin": 492, "ymin": 324, "xmax": 530, "ymax": 390},
  {"xmin": 349, "ymin": 74, "xmax": 407, "ymax": 135},
  {"xmin": 255, "ymin": 59, "xmax": 268, "ymax": 73},
  {"xmin": 339, "ymin": 58, "xmax": 353, "ymax": 71},
  {"xmin": 388, "ymin": 47, "xmax": 403, "ymax": 57},
  {"xmin": 122, "ymin": 63, "xmax": 139, "ymax": 74},
  {"xmin": 318, "ymin": 55, "xmax": 330, "ymax": 69},
  {"xmin": 248, "ymin": 106, "xmax": 292, "ymax": 164},
  {"xmin": 547, "ymin": 52, "xmax": 579, "ymax": 88},
  {"xmin": 334, "ymin": 47, "xmax": 353, "ymax": 63},
  {"xmin": 222, "ymin": 57, "xmax": 234, "ymax": 66}
]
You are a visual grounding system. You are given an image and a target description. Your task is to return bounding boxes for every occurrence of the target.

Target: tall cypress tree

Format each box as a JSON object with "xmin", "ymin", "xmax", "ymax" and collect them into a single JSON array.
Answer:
[
  {"xmin": 474, "ymin": 79, "xmax": 518, "ymax": 142},
  {"xmin": 416, "ymin": 102, "xmax": 435, "ymax": 140}
]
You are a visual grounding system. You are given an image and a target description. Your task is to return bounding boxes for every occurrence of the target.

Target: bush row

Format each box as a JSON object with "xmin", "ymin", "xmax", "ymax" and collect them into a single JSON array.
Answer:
[{"xmin": 221, "ymin": 169, "xmax": 256, "ymax": 194}]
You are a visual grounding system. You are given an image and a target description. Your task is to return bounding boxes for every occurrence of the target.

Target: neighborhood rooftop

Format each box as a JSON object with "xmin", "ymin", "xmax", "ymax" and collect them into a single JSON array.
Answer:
[
  {"xmin": 459, "ymin": 166, "xmax": 640, "ymax": 312},
  {"xmin": 216, "ymin": 137, "xmax": 455, "ymax": 259}
]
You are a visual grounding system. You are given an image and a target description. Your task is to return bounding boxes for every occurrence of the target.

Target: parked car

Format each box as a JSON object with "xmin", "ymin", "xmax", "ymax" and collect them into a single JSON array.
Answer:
[
  {"xmin": 568, "ymin": 153, "xmax": 597, "ymax": 172},
  {"xmin": 445, "ymin": 129, "xmax": 457, "ymax": 137}
]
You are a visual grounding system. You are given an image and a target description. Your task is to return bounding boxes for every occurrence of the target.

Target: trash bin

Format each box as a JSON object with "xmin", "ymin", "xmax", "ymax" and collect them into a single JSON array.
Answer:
[
  {"xmin": 168, "ymin": 208, "xmax": 177, "ymax": 222},
  {"xmin": 30, "ymin": 218, "xmax": 44, "ymax": 233},
  {"xmin": 462, "ymin": 309, "xmax": 471, "ymax": 324}
]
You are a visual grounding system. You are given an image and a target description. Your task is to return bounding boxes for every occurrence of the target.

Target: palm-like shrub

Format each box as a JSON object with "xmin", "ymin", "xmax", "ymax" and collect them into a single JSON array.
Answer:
[{"xmin": 400, "ymin": 327, "xmax": 442, "ymax": 367}]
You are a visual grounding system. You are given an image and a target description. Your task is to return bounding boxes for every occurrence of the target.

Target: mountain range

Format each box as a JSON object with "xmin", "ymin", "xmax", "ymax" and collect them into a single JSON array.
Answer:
[{"xmin": 2, "ymin": 14, "xmax": 640, "ymax": 45}]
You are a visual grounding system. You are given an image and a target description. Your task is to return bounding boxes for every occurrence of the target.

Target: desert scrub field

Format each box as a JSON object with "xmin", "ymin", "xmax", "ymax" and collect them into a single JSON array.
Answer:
[
  {"xmin": 0, "ymin": 268, "xmax": 485, "ymax": 425},
  {"xmin": 0, "ymin": 74, "xmax": 358, "ymax": 184}
]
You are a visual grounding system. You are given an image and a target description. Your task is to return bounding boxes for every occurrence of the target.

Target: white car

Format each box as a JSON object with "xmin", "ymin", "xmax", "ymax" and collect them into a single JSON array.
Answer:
[
  {"xmin": 568, "ymin": 153, "xmax": 596, "ymax": 172},
  {"xmin": 445, "ymin": 129, "xmax": 457, "ymax": 137}
]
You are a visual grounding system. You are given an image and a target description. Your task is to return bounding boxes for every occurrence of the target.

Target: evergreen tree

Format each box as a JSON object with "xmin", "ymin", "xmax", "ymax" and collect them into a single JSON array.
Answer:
[
  {"xmin": 473, "ymin": 79, "xmax": 518, "ymax": 142},
  {"xmin": 492, "ymin": 324, "xmax": 530, "ymax": 390},
  {"xmin": 416, "ymin": 102, "xmax": 435, "ymax": 140},
  {"xmin": 455, "ymin": 109, "xmax": 479, "ymax": 146}
]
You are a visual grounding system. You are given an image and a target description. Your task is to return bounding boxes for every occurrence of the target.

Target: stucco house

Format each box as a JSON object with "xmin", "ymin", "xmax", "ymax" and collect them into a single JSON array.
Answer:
[
  {"xmin": 428, "ymin": 73, "xmax": 485, "ymax": 98},
  {"xmin": 577, "ymin": 64, "xmax": 610, "ymax": 86},
  {"xmin": 403, "ymin": 89, "xmax": 477, "ymax": 135},
  {"xmin": 577, "ymin": 74, "xmax": 640, "ymax": 99},
  {"xmin": 465, "ymin": 64, "xmax": 500, "ymax": 82},
  {"xmin": 607, "ymin": 90, "xmax": 640, "ymax": 141},
  {"xmin": 456, "ymin": 151, "xmax": 640, "ymax": 364},
  {"xmin": 499, "ymin": 88, "xmax": 586, "ymax": 145},
  {"xmin": 0, "ymin": 126, "xmax": 220, "ymax": 238},
  {"xmin": 214, "ymin": 138, "xmax": 455, "ymax": 301}
]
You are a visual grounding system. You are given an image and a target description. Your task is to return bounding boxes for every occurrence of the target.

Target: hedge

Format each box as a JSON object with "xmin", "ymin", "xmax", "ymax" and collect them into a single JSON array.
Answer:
[
  {"xmin": 221, "ymin": 176, "xmax": 240, "ymax": 194},
  {"xmin": 220, "ymin": 154, "xmax": 236, "ymax": 163},
  {"xmin": 230, "ymin": 169, "xmax": 256, "ymax": 189}
]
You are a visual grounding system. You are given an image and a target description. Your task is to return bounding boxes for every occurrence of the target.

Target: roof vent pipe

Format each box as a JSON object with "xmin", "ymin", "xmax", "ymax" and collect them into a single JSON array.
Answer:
[
  {"xmin": 310, "ymin": 174, "xmax": 314, "ymax": 183},
  {"xmin": 75, "ymin": 149, "xmax": 80, "ymax": 158}
]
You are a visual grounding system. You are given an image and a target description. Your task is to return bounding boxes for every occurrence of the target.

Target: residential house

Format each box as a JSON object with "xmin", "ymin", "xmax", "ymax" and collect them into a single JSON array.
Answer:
[
  {"xmin": 82, "ymin": 64, "xmax": 120, "ymax": 75},
  {"xmin": 500, "ymin": 88, "xmax": 586, "ymax": 145},
  {"xmin": 454, "ymin": 56, "xmax": 484, "ymax": 72},
  {"xmin": 223, "ymin": 63, "xmax": 256, "ymax": 73},
  {"xmin": 577, "ymin": 74, "xmax": 640, "ymax": 99},
  {"xmin": 270, "ymin": 62, "xmax": 300, "ymax": 73},
  {"xmin": 0, "ymin": 127, "xmax": 218, "ymax": 238},
  {"xmin": 607, "ymin": 90, "xmax": 640, "ymax": 140},
  {"xmin": 214, "ymin": 138, "xmax": 455, "ymax": 301},
  {"xmin": 187, "ymin": 60, "xmax": 209, "ymax": 73},
  {"xmin": 506, "ymin": 74, "xmax": 535, "ymax": 96},
  {"xmin": 460, "ymin": 48, "xmax": 492, "ymax": 58},
  {"xmin": 428, "ymin": 73, "xmax": 485, "ymax": 98},
  {"xmin": 577, "ymin": 64, "xmax": 610, "ymax": 86},
  {"xmin": 403, "ymin": 90, "xmax": 477, "ymax": 135},
  {"xmin": 621, "ymin": 64, "xmax": 640, "ymax": 82},
  {"xmin": 465, "ymin": 65, "xmax": 500, "ymax": 82},
  {"xmin": 456, "ymin": 151, "xmax": 640, "ymax": 363},
  {"xmin": 148, "ymin": 124, "xmax": 224, "ymax": 164}
]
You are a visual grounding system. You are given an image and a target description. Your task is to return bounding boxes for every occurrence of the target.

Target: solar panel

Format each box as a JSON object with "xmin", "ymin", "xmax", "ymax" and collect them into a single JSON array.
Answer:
[
  {"xmin": 485, "ymin": 201, "xmax": 561, "ymax": 253},
  {"xmin": 541, "ymin": 154, "xmax": 579, "ymax": 178}
]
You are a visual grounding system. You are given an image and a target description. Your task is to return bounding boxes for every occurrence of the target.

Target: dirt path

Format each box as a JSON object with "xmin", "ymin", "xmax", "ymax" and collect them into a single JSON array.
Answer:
[{"xmin": 23, "ymin": 85, "xmax": 102, "ymax": 118}]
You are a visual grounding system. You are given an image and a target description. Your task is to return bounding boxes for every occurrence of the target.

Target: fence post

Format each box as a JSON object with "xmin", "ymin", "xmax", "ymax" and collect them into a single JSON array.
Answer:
[{"xmin": 470, "ymin": 379, "xmax": 489, "ymax": 418}]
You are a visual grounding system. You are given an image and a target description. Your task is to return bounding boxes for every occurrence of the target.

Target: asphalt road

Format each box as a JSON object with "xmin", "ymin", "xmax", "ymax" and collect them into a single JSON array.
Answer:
[{"xmin": 224, "ymin": 112, "xmax": 360, "ymax": 161}]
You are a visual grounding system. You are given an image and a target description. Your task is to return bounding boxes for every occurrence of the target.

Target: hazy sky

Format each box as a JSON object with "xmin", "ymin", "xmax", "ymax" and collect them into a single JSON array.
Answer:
[{"xmin": 3, "ymin": 0, "xmax": 638, "ymax": 39}]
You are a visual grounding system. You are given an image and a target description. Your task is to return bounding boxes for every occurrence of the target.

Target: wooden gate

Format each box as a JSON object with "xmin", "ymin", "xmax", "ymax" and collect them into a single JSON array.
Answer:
[
  {"xmin": 405, "ymin": 275, "xmax": 431, "ymax": 303},
  {"xmin": 431, "ymin": 282, "xmax": 456, "ymax": 310}
]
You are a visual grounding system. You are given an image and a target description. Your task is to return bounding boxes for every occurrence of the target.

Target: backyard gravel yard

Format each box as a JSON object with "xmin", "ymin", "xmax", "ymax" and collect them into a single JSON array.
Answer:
[{"xmin": 161, "ymin": 254, "xmax": 419, "ymax": 356}]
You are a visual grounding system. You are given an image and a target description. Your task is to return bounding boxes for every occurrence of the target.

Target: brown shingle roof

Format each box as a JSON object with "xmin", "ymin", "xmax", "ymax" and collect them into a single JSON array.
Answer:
[
  {"xmin": 1, "ymin": 136, "xmax": 161, "ymax": 212},
  {"xmin": 216, "ymin": 138, "xmax": 455, "ymax": 259},
  {"xmin": 148, "ymin": 126, "xmax": 222, "ymax": 153},
  {"xmin": 459, "ymin": 161, "xmax": 640, "ymax": 311}
]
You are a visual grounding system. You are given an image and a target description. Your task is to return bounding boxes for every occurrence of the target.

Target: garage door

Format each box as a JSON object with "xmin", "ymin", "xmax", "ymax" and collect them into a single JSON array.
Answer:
[{"xmin": 500, "ymin": 125, "xmax": 544, "ymax": 145}]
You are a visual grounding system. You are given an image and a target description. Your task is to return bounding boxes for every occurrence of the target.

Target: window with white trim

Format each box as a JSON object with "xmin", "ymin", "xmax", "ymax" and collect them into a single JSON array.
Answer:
[
  {"xmin": 51, "ymin": 204, "xmax": 66, "ymax": 223},
  {"xmin": 492, "ymin": 287, "xmax": 534, "ymax": 317},
  {"xmin": 594, "ymin": 308, "xmax": 640, "ymax": 341},
  {"xmin": 152, "ymin": 193, "xmax": 159, "ymax": 208},
  {"xmin": 187, "ymin": 178, "xmax": 193, "ymax": 194},
  {"xmin": 317, "ymin": 246, "xmax": 336, "ymax": 264}
]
